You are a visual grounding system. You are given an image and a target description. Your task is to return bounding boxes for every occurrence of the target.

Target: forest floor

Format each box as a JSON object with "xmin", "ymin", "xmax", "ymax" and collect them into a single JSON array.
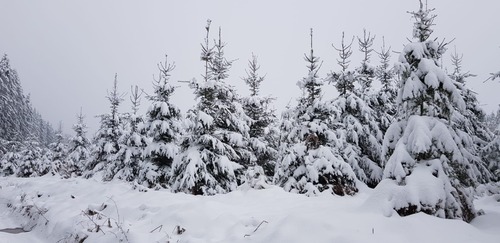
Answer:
[{"xmin": 0, "ymin": 176, "xmax": 499, "ymax": 243}]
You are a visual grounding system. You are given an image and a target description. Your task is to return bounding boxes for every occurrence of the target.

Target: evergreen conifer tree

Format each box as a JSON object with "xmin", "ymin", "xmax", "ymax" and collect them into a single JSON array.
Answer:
[
  {"xmin": 484, "ymin": 107, "xmax": 500, "ymax": 132},
  {"xmin": 484, "ymin": 126, "xmax": 500, "ymax": 181},
  {"xmin": 85, "ymin": 74, "xmax": 125, "ymax": 179},
  {"xmin": 0, "ymin": 140, "xmax": 23, "ymax": 176},
  {"xmin": 373, "ymin": 38, "xmax": 397, "ymax": 134},
  {"xmin": 274, "ymin": 29, "xmax": 357, "ymax": 196},
  {"xmin": 65, "ymin": 109, "xmax": 91, "ymax": 177},
  {"xmin": 241, "ymin": 54, "xmax": 277, "ymax": 178},
  {"xmin": 326, "ymin": 32, "xmax": 384, "ymax": 187},
  {"xmin": 0, "ymin": 54, "xmax": 28, "ymax": 142},
  {"xmin": 48, "ymin": 122, "xmax": 67, "ymax": 176},
  {"xmin": 171, "ymin": 22, "xmax": 252, "ymax": 195},
  {"xmin": 140, "ymin": 57, "xmax": 183, "ymax": 188},
  {"xmin": 111, "ymin": 86, "xmax": 148, "ymax": 182},
  {"xmin": 380, "ymin": 1, "xmax": 479, "ymax": 222},
  {"xmin": 448, "ymin": 49, "xmax": 494, "ymax": 183},
  {"xmin": 0, "ymin": 55, "xmax": 56, "ymax": 145},
  {"xmin": 15, "ymin": 140, "xmax": 44, "ymax": 177}
]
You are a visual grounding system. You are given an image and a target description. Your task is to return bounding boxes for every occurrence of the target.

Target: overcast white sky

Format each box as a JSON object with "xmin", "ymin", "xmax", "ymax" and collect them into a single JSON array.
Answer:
[{"xmin": 1, "ymin": 0, "xmax": 499, "ymax": 134}]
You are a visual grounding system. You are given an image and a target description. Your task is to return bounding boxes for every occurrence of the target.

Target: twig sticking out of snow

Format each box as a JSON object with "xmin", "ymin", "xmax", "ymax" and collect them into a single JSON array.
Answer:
[
  {"xmin": 106, "ymin": 197, "xmax": 121, "ymax": 224},
  {"xmin": 244, "ymin": 220, "xmax": 268, "ymax": 237},
  {"xmin": 150, "ymin": 224, "xmax": 163, "ymax": 233},
  {"xmin": 81, "ymin": 210, "xmax": 105, "ymax": 235},
  {"xmin": 30, "ymin": 200, "xmax": 49, "ymax": 224},
  {"xmin": 106, "ymin": 197, "xmax": 130, "ymax": 243},
  {"xmin": 173, "ymin": 225, "xmax": 186, "ymax": 235},
  {"xmin": 80, "ymin": 199, "xmax": 130, "ymax": 242}
]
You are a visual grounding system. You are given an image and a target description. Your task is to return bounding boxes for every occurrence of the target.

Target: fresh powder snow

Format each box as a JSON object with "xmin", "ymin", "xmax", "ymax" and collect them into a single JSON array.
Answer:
[{"xmin": 0, "ymin": 176, "xmax": 499, "ymax": 243}]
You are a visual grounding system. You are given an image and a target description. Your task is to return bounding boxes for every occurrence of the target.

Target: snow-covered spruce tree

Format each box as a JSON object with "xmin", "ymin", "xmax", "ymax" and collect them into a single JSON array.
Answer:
[
  {"xmin": 274, "ymin": 29, "xmax": 357, "ymax": 196},
  {"xmin": 140, "ymin": 58, "xmax": 183, "ymax": 188},
  {"xmin": 373, "ymin": 38, "xmax": 397, "ymax": 134},
  {"xmin": 64, "ymin": 109, "xmax": 91, "ymax": 178},
  {"xmin": 449, "ymin": 49, "xmax": 494, "ymax": 183},
  {"xmin": 85, "ymin": 74, "xmax": 125, "ymax": 179},
  {"xmin": 0, "ymin": 139, "xmax": 8, "ymax": 159},
  {"xmin": 3, "ymin": 134, "xmax": 52, "ymax": 178},
  {"xmin": 15, "ymin": 140, "xmax": 44, "ymax": 177},
  {"xmin": 0, "ymin": 54, "xmax": 29, "ymax": 142},
  {"xmin": 0, "ymin": 55, "xmax": 56, "ymax": 145},
  {"xmin": 0, "ymin": 147, "xmax": 21, "ymax": 176},
  {"xmin": 0, "ymin": 139, "xmax": 23, "ymax": 176},
  {"xmin": 241, "ymin": 54, "xmax": 278, "ymax": 178},
  {"xmin": 484, "ymin": 106, "xmax": 500, "ymax": 133},
  {"xmin": 276, "ymin": 102, "xmax": 298, "ymax": 158},
  {"xmin": 37, "ymin": 146, "xmax": 54, "ymax": 176},
  {"xmin": 326, "ymin": 32, "xmax": 384, "ymax": 188},
  {"xmin": 107, "ymin": 85, "xmax": 148, "ymax": 183},
  {"xmin": 484, "ymin": 125, "xmax": 500, "ymax": 180},
  {"xmin": 380, "ymin": 1, "xmax": 479, "ymax": 222},
  {"xmin": 47, "ymin": 122, "xmax": 67, "ymax": 176},
  {"xmin": 171, "ymin": 22, "xmax": 252, "ymax": 195}
]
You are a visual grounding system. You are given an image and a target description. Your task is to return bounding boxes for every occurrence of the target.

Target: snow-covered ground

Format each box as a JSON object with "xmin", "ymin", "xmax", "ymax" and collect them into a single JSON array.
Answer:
[{"xmin": 0, "ymin": 176, "xmax": 499, "ymax": 243}]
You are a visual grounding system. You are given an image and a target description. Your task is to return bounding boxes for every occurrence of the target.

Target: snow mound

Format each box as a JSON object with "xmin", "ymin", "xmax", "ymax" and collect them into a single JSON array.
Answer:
[{"xmin": 365, "ymin": 161, "xmax": 453, "ymax": 218}]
